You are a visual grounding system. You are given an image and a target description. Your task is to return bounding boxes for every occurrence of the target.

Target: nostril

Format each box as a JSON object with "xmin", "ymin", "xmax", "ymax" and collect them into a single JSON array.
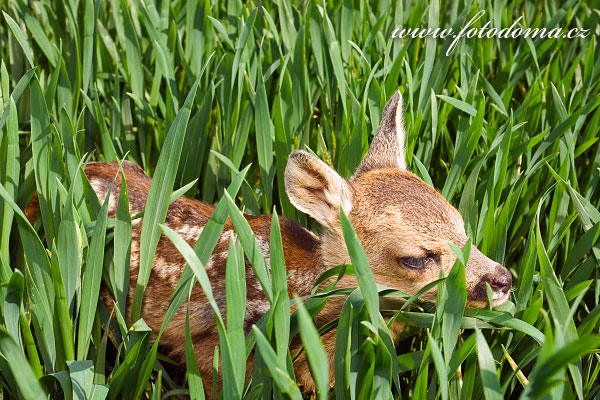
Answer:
[{"xmin": 491, "ymin": 265, "xmax": 512, "ymax": 291}]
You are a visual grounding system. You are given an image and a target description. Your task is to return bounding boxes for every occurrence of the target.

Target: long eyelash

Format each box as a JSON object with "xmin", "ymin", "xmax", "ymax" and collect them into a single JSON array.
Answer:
[{"xmin": 398, "ymin": 256, "xmax": 429, "ymax": 269}]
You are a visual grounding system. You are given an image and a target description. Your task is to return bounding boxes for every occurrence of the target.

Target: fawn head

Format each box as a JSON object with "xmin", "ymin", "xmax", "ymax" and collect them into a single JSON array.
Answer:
[{"xmin": 284, "ymin": 92, "xmax": 512, "ymax": 308}]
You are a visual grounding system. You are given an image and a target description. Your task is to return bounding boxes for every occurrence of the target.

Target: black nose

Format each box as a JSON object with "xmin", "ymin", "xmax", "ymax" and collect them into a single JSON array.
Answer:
[{"xmin": 490, "ymin": 264, "xmax": 512, "ymax": 292}]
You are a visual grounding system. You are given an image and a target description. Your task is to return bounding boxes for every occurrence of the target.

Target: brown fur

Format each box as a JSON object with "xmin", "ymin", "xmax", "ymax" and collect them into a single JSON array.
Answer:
[{"xmin": 24, "ymin": 91, "xmax": 512, "ymax": 397}]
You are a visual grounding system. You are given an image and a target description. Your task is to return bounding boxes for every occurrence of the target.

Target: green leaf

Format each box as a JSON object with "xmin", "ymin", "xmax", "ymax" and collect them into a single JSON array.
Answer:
[
  {"xmin": 112, "ymin": 162, "xmax": 131, "ymax": 312},
  {"xmin": 0, "ymin": 182, "xmax": 56, "ymax": 370},
  {"xmin": 294, "ymin": 295, "xmax": 329, "ymax": 399},
  {"xmin": 2, "ymin": 12, "xmax": 34, "ymax": 68},
  {"xmin": 475, "ymin": 329, "xmax": 503, "ymax": 400},
  {"xmin": 442, "ymin": 99, "xmax": 485, "ymax": 202},
  {"xmin": 428, "ymin": 333, "xmax": 448, "ymax": 400},
  {"xmin": 268, "ymin": 212, "xmax": 290, "ymax": 370},
  {"xmin": 339, "ymin": 208, "xmax": 379, "ymax": 324},
  {"xmin": 523, "ymin": 336, "xmax": 600, "ymax": 399},
  {"xmin": 252, "ymin": 326, "xmax": 303, "ymax": 400},
  {"xmin": 442, "ymin": 241, "xmax": 468, "ymax": 365},
  {"xmin": 185, "ymin": 304, "xmax": 205, "ymax": 400},
  {"xmin": 0, "ymin": 328, "xmax": 46, "ymax": 399},
  {"xmin": 77, "ymin": 176, "xmax": 113, "ymax": 360},
  {"xmin": 0, "ymin": 99, "xmax": 18, "ymax": 259},
  {"xmin": 254, "ymin": 77, "xmax": 274, "ymax": 212},
  {"xmin": 225, "ymin": 234, "xmax": 247, "ymax": 395},
  {"xmin": 132, "ymin": 77, "xmax": 201, "ymax": 322},
  {"xmin": 223, "ymin": 191, "xmax": 273, "ymax": 302}
]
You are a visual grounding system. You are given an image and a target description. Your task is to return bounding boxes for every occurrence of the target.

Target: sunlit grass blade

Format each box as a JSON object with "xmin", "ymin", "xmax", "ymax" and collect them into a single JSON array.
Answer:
[
  {"xmin": 2, "ymin": 11, "xmax": 34, "ymax": 68},
  {"xmin": 160, "ymin": 224, "xmax": 240, "ymax": 399},
  {"xmin": 339, "ymin": 208, "xmax": 379, "ymax": 323},
  {"xmin": 30, "ymin": 77, "xmax": 56, "ymax": 243},
  {"xmin": 523, "ymin": 336, "xmax": 600, "ymax": 399},
  {"xmin": 132, "ymin": 167, "xmax": 248, "ymax": 398},
  {"xmin": 442, "ymin": 241, "xmax": 468, "ymax": 366},
  {"xmin": 0, "ymin": 182, "xmax": 56, "ymax": 369},
  {"xmin": 428, "ymin": 333, "xmax": 448, "ymax": 400},
  {"xmin": 294, "ymin": 295, "xmax": 329, "ymax": 400},
  {"xmin": 254, "ymin": 73, "xmax": 274, "ymax": 212},
  {"xmin": 475, "ymin": 328, "xmax": 503, "ymax": 400},
  {"xmin": 132, "ymin": 77, "xmax": 200, "ymax": 322},
  {"xmin": 56, "ymin": 175, "xmax": 83, "ymax": 318},
  {"xmin": 225, "ymin": 233, "xmax": 247, "ymax": 394},
  {"xmin": 77, "ymin": 177, "xmax": 113, "ymax": 360},
  {"xmin": 112, "ymin": 162, "xmax": 131, "ymax": 312},
  {"xmin": 252, "ymin": 325, "xmax": 303, "ymax": 400},
  {"xmin": 223, "ymin": 191, "xmax": 273, "ymax": 302},
  {"xmin": 0, "ymin": 99, "xmax": 18, "ymax": 259},
  {"xmin": 269, "ymin": 212, "xmax": 290, "ymax": 366},
  {"xmin": 50, "ymin": 241, "xmax": 75, "ymax": 362},
  {"xmin": 536, "ymin": 192, "xmax": 584, "ymax": 397},
  {"xmin": 0, "ymin": 328, "xmax": 46, "ymax": 399},
  {"xmin": 185, "ymin": 304, "xmax": 205, "ymax": 400}
]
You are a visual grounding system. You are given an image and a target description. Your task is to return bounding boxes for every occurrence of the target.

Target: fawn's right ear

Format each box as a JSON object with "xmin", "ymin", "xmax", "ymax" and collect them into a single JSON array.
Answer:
[
  {"xmin": 285, "ymin": 150, "xmax": 353, "ymax": 228},
  {"xmin": 355, "ymin": 91, "xmax": 406, "ymax": 176}
]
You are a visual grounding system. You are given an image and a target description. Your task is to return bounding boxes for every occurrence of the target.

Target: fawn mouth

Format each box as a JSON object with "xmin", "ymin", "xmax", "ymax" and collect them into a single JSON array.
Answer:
[
  {"xmin": 491, "ymin": 290, "xmax": 511, "ymax": 307},
  {"xmin": 466, "ymin": 284, "xmax": 512, "ymax": 308}
]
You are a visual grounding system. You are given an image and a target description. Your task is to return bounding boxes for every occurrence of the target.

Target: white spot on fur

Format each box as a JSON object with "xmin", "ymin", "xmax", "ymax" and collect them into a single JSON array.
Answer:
[
  {"xmin": 255, "ymin": 236, "xmax": 271, "ymax": 271},
  {"xmin": 219, "ymin": 230, "xmax": 236, "ymax": 243},
  {"xmin": 108, "ymin": 190, "xmax": 119, "ymax": 212},
  {"xmin": 130, "ymin": 237, "xmax": 140, "ymax": 268},
  {"xmin": 179, "ymin": 225, "xmax": 203, "ymax": 242},
  {"xmin": 245, "ymin": 299, "xmax": 270, "ymax": 316},
  {"xmin": 90, "ymin": 180, "xmax": 108, "ymax": 203},
  {"xmin": 204, "ymin": 257, "xmax": 214, "ymax": 271},
  {"xmin": 493, "ymin": 291, "xmax": 505, "ymax": 300},
  {"xmin": 153, "ymin": 257, "xmax": 183, "ymax": 284}
]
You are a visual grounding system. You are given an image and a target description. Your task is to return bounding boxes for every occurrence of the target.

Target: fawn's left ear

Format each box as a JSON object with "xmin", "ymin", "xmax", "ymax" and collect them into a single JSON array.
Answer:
[
  {"xmin": 355, "ymin": 91, "xmax": 406, "ymax": 175},
  {"xmin": 285, "ymin": 150, "xmax": 353, "ymax": 228}
]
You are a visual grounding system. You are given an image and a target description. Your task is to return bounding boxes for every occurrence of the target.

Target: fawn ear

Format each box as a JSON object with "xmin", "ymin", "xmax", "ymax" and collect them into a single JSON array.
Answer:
[
  {"xmin": 285, "ymin": 150, "xmax": 353, "ymax": 228},
  {"xmin": 355, "ymin": 91, "xmax": 406, "ymax": 175}
]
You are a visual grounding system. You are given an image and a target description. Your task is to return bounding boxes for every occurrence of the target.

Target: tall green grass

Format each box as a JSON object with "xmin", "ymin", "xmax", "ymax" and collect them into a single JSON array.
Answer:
[{"xmin": 0, "ymin": 0, "xmax": 599, "ymax": 398}]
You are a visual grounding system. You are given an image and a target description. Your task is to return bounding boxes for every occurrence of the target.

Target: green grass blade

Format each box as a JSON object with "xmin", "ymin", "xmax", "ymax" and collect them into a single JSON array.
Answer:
[
  {"xmin": 77, "ymin": 177, "xmax": 113, "ymax": 360},
  {"xmin": 112, "ymin": 163, "xmax": 131, "ymax": 312},
  {"xmin": 428, "ymin": 333, "xmax": 448, "ymax": 400},
  {"xmin": 252, "ymin": 325, "xmax": 303, "ymax": 400},
  {"xmin": 2, "ymin": 11, "xmax": 34, "ymax": 68},
  {"xmin": 30, "ymin": 77, "xmax": 56, "ymax": 243},
  {"xmin": 269, "ymin": 212, "xmax": 290, "ymax": 365},
  {"xmin": 56, "ymin": 176, "xmax": 83, "ymax": 316},
  {"xmin": 131, "ymin": 77, "xmax": 200, "ymax": 322},
  {"xmin": 339, "ymin": 208, "xmax": 379, "ymax": 324},
  {"xmin": 223, "ymin": 191, "xmax": 273, "ymax": 303},
  {"xmin": 0, "ymin": 328, "xmax": 46, "ymax": 399},
  {"xmin": 0, "ymin": 99, "xmax": 18, "ymax": 259},
  {"xmin": 50, "ymin": 241, "xmax": 75, "ymax": 362},
  {"xmin": 294, "ymin": 295, "xmax": 329, "ymax": 400},
  {"xmin": 475, "ymin": 329, "xmax": 503, "ymax": 400},
  {"xmin": 442, "ymin": 242, "xmax": 468, "ymax": 365},
  {"xmin": 4, "ymin": 270, "xmax": 24, "ymax": 346},
  {"xmin": 254, "ymin": 75, "xmax": 274, "ymax": 212},
  {"xmin": 185, "ymin": 304, "xmax": 205, "ymax": 400},
  {"xmin": 0, "ymin": 182, "xmax": 56, "ymax": 370},
  {"xmin": 225, "ymin": 234, "xmax": 247, "ymax": 394}
]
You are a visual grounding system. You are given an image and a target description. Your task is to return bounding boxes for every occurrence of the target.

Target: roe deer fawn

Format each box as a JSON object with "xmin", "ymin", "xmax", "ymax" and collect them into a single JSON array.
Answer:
[{"xmin": 26, "ymin": 91, "xmax": 512, "ymax": 396}]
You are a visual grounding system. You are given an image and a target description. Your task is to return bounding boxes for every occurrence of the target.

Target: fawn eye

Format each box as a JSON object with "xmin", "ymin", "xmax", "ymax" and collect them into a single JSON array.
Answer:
[{"xmin": 398, "ymin": 256, "xmax": 431, "ymax": 269}]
